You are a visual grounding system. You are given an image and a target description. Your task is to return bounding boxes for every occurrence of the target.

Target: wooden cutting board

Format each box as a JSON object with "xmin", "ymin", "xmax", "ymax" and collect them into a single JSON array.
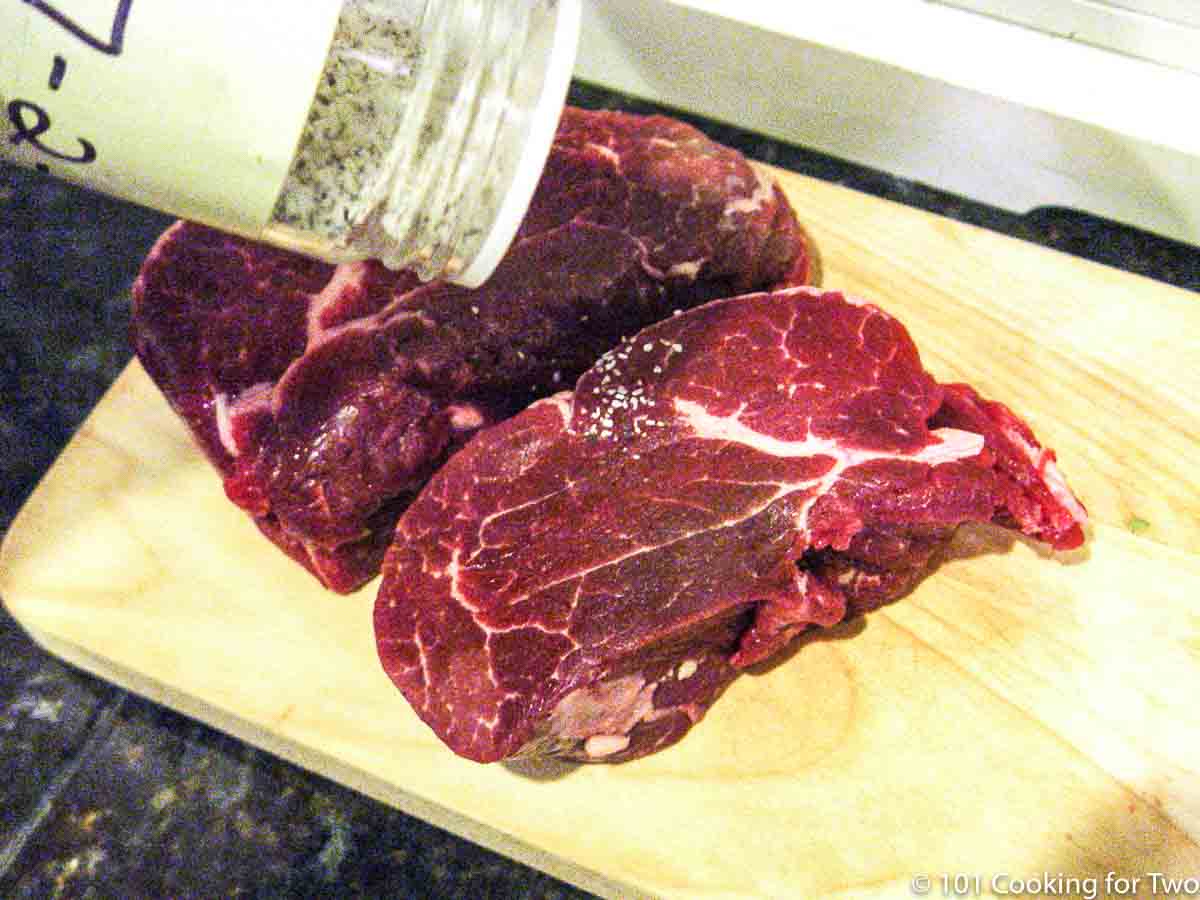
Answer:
[{"xmin": 4, "ymin": 169, "xmax": 1199, "ymax": 899}]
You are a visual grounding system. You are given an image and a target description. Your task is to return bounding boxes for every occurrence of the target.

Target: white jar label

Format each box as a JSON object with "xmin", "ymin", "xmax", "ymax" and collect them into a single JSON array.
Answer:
[{"xmin": 1, "ymin": 1, "xmax": 343, "ymax": 235}]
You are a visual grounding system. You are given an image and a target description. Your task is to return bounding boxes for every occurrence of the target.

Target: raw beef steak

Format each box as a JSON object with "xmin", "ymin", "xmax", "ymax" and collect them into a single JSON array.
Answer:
[
  {"xmin": 375, "ymin": 287, "xmax": 1087, "ymax": 764},
  {"xmin": 131, "ymin": 107, "xmax": 812, "ymax": 593}
]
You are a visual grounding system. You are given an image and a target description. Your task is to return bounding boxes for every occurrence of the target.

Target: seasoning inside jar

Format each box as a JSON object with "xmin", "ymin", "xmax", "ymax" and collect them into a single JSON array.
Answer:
[
  {"xmin": 271, "ymin": 5, "xmax": 421, "ymax": 245},
  {"xmin": 0, "ymin": 0, "xmax": 578, "ymax": 288},
  {"xmin": 264, "ymin": 0, "xmax": 581, "ymax": 287}
]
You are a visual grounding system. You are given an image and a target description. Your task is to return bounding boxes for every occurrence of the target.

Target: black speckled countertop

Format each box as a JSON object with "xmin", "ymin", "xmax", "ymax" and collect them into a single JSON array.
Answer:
[{"xmin": 1, "ymin": 83, "xmax": 1197, "ymax": 899}]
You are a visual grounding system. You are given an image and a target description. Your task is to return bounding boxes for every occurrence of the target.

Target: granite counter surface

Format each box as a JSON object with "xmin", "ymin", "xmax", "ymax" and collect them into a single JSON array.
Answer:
[{"xmin": 1, "ymin": 83, "xmax": 1197, "ymax": 898}]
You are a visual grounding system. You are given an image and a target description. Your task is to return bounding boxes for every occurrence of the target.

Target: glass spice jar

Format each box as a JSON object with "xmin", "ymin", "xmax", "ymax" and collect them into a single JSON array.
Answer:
[
  {"xmin": 1, "ymin": 0, "xmax": 580, "ymax": 287},
  {"xmin": 265, "ymin": 0, "xmax": 582, "ymax": 286}
]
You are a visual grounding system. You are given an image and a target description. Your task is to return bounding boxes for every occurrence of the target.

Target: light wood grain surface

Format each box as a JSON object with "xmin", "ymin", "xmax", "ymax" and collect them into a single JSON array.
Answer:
[{"xmin": 4, "ymin": 169, "xmax": 1199, "ymax": 899}]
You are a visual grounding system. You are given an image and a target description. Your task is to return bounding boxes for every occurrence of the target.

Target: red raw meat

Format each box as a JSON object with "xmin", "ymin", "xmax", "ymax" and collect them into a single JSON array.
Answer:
[
  {"xmin": 131, "ymin": 108, "xmax": 812, "ymax": 592},
  {"xmin": 375, "ymin": 288, "xmax": 1087, "ymax": 763}
]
